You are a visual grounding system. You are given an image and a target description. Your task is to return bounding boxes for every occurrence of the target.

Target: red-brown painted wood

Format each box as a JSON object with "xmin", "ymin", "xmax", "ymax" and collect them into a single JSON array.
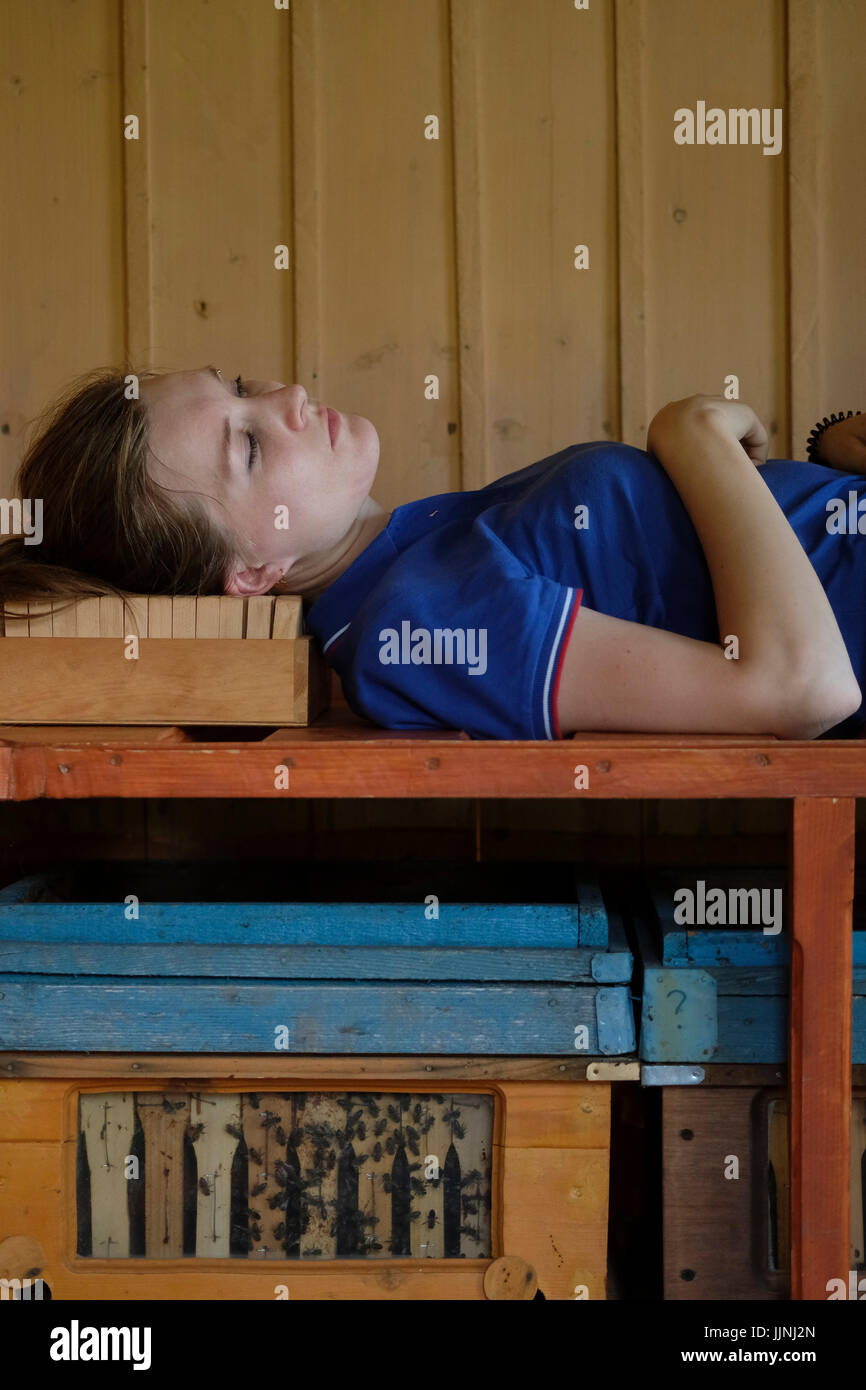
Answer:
[
  {"xmin": 2, "ymin": 728, "xmax": 866, "ymax": 800},
  {"xmin": 788, "ymin": 797, "xmax": 854, "ymax": 1301}
]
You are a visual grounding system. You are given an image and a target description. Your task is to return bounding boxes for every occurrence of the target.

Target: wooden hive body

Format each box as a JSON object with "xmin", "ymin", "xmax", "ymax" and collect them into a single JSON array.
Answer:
[
  {"xmin": 0, "ymin": 595, "xmax": 329, "ymax": 726},
  {"xmin": 0, "ymin": 863, "xmax": 635, "ymax": 1055},
  {"xmin": 635, "ymin": 867, "xmax": 866, "ymax": 1064}
]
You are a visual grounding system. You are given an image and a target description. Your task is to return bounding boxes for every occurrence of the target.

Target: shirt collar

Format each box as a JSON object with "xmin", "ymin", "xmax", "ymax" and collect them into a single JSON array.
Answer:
[{"xmin": 305, "ymin": 515, "xmax": 401, "ymax": 645}]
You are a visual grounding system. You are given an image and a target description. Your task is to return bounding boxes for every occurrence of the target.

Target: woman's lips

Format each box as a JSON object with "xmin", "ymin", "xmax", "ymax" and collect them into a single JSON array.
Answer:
[{"xmin": 326, "ymin": 406, "xmax": 340, "ymax": 446}]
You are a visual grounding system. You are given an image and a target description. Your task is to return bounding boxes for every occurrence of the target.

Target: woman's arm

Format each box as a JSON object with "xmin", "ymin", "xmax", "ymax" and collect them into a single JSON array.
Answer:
[
  {"xmin": 810, "ymin": 411, "xmax": 866, "ymax": 471},
  {"xmin": 556, "ymin": 396, "xmax": 862, "ymax": 738}
]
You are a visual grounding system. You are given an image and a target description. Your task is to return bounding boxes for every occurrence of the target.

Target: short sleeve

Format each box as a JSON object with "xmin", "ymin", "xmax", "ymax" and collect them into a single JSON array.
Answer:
[{"xmin": 333, "ymin": 519, "xmax": 583, "ymax": 740}]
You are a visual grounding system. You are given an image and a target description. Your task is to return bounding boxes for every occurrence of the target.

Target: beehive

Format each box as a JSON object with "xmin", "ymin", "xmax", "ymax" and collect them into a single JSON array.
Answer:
[
  {"xmin": 660, "ymin": 1083, "xmax": 866, "ymax": 1299},
  {"xmin": 0, "ymin": 594, "xmax": 329, "ymax": 725},
  {"xmin": 0, "ymin": 861, "xmax": 636, "ymax": 1055},
  {"xmin": 635, "ymin": 867, "xmax": 866, "ymax": 1064}
]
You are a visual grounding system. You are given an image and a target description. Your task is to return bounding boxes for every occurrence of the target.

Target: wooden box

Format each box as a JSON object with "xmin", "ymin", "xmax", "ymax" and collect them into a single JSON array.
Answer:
[
  {"xmin": 634, "ymin": 867, "xmax": 866, "ymax": 1064},
  {"xmin": 0, "ymin": 862, "xmax": 636, "ymax": 1055},
  {"xmin": 0, "ymin": 594, "xmax": 329, "ymax": 726},
  {"xmin": 660, "ymin": 1082, "xmax": 866, "ymax": 1300},
  {"xmin": 0, "ymin": 1064, "xmax": 612, "ymax": 1301}
]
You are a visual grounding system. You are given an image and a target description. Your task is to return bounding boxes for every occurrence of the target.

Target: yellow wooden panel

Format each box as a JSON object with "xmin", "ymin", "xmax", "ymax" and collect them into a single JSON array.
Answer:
[
  {"xmin": 307, "ymin": 0, "xmax": 460, "ymax": 509},
  {"xmin": 474, "ymin": 0, "xmax": 617, "ymax": 482},
  {"xmin": 140, "ymin": 0, "xmax": 292, "ymax": 377},
  {"xmin": 639, "ymin": 0, "xmax": 787, "ymax": 450},
  {"xmin": 0, "ymin": 1081, "xmax": 72, "ymax": 1142},
  {"xmin": 0, "ymin": 1142, "xmax": 65, "ymax": 1274},
  {"xmin": 813, "ymin": 0, "xmax": 866, "ymax": 413},
  {"xmin": 499, "ymin": 1145, "xmax": 609, "ymax": 1300},
  {"xmin": 0, "ymin": 1, "xmax": 125, "ymax": 499},
  {"xmin": 500, "ymin": 1081, "xmax": 610, "ymax": 1149}
]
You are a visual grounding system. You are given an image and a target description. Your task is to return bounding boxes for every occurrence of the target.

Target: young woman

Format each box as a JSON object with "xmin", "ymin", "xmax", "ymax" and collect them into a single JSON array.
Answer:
[{"xmin": 1, "ymin": 365, "xmax": 864, "ymax": 741}]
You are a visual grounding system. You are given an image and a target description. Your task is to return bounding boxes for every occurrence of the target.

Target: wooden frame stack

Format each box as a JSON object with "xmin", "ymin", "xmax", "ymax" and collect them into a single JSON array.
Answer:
[{"xmin": 0, "ymin": 595, "xmax": 329, "ymax": 725}]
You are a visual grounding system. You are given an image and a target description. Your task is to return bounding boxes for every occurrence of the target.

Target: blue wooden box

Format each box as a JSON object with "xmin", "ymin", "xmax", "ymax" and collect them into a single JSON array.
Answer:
[
  {"xmin": 0, "ymin": 861, "xmax": 635, "ymax": 1055},
  {"xmin": 635, "ymin": 867, "xmax": 866, "ymax": 1065}
]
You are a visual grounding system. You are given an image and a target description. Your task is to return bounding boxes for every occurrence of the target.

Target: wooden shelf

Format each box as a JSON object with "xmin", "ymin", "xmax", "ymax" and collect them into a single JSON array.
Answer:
[{"xmin": 0, "ymin": 719, "xmax": 860, "ymax": 1299}]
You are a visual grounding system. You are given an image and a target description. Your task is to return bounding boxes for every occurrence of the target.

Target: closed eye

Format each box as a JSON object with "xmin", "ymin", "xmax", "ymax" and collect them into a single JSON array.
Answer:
[{"xmin": 233, "ymin": 375, "xmax": 259, "ymax": 469}]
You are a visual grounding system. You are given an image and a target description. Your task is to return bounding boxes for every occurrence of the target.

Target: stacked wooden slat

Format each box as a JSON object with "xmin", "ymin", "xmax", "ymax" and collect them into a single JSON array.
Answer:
[
  {"xmin": 0, "ymin": 594, "xmax": 329, "ymax": 725},
  {"xmin": 0, "ymin": 594, "xmax": 301, "ymax": 639}
]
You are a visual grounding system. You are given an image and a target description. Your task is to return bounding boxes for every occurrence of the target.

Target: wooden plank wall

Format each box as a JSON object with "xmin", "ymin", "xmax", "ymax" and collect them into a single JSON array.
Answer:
[
  {"xmin": 2, "ymin": 0, "xmax": 865, "ymax": 849},
  {"xmin": 4, "ymin": 0, "xmax": 865, "ymax": 505}
]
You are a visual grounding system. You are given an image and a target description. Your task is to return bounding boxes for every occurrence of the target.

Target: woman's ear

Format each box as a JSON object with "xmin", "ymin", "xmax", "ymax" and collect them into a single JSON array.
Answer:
[{"xmin": 224, "ymin": 561, "xmax": 288, "ymax": 596}]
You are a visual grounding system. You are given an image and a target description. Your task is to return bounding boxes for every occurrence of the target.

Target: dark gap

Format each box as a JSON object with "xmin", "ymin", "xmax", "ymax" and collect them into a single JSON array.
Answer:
[
  {"xmin": 390, "ymin": 1146, "xmax": 410, "ymax": 1256},
  {"xmin": 127, "ymin": 1100, "xmax": 146, "ymax": 1258},
  {"xmin": 336, "ymin": 1144, "xmax": 361, "ymax": 1256},
  {"xmin": 75, "ymin": 1128, "xmax": 92, "ymax": 1258},
  {"xmin": 229, "ymin": 1134, "xmax": 249, "ymax": 1257},
  {"xmin": 443, "ymin": 1143, "xmax": 461, "ymax": 1258},
  {"xmin": 182, "ymin": 1129, "xmax": 197, "ymax": 1257}
]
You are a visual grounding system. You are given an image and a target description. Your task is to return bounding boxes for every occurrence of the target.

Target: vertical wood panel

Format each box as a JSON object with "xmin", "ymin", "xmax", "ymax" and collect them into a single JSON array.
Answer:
[
  {"xmin": 786, "ymin": 0, "xmax": 819, "ymax": 462},
  {"xmin": 810, "ymin": 0, "xmax": 866, "ymax": 417},
  {"xmin": 122, "ymin": 0, "xmax": 154, "ymax": 367},
  {"xmin": 312, "ymin": 0, "xmax": 459, "ymax": 510},
  {"xmin": 143, "ymin": 0, "xmax": 293, "ymax": 376},
  {"xmin": 449, "ymin": 0, "xmax": 488, "ymax": 490},
  {"xmin": 788, "ymin": 796, "xmax": 853, "ymax": 1300},
  {"xmin": 640, "ymin": 0, "xmax": 787, "ymax": 451},
  {"xmin": 614, "ymin": 0, "xmax": 648, "ymax": 446},
  {"xmin": 0, "ymin": 0, "xmax": 125, "ymax": 497},
  {"xmin": 472, "ymin": 0, "xmax": 617, "ymax": 481}
]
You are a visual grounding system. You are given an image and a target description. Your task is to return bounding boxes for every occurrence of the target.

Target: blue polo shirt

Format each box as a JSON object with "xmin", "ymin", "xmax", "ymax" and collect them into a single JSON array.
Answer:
[{"xmin": 304, "ymin": 442, "xmax": 866, "ymax": 739}]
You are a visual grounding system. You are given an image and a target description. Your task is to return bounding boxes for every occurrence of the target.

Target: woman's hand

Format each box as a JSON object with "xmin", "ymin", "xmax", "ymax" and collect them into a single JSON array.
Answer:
[
  {"xmin": 812, "ymin": 412, "xmax": 866, "ymax": 472},
  {"xmin": 648, "ymin": 394, "xmax": 769, "ymax": 467}
]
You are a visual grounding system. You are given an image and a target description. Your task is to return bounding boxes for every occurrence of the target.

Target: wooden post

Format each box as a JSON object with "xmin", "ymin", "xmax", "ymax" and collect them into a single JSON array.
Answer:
[{"xmin": 788, "ymin": 797, "xmax": 854, "ymax": 1299}]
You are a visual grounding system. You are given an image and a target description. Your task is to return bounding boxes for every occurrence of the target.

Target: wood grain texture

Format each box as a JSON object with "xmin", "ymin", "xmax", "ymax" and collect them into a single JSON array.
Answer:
[
  {"xmin": 5, "ymin": 733, "xmax": 866, "ymax": 801},
  {"xmin": 786, "ymin": 0, "xmax": 819, "ymax": 462},
  {"xmin": 0, "ymin": 636, "xmax": 325, "ymax": 725},
  {"xmin": 788, "ymin": 796, "xmax": 854, "ymax": 1300},
  {"xmin": 663, "ymin": 1086, "xmax": 782, "ymax": 1299}
]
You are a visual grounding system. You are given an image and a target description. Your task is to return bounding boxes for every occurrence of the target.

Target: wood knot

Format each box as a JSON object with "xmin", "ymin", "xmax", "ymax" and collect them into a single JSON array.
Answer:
[
  {"xmin": 424, "ymin": 757, "xmax": 440, "ymax": 770},
  {"xmin": 754, "ymin": 753, "xmax": 770, "ymax": 766},
  {"xmin": 595, "ymin": 760, "xmax": 611, "ymax": 773}
]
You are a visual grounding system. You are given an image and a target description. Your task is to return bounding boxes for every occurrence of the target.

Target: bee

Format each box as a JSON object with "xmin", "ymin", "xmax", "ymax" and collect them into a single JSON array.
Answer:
[
  {"xmin": 198, "ymin": 1177, "xmax": 212, "ymax": 1197},
  {"xmin": 185, "ymin": 1123, "xmax": 205, "ymax": 1143},
  {"xmin": 249, "ymin": 1147, "xmax": 263, "ymax": 1165},
  {"xmin": 273, "ymin": 1222, "xmax": 286, "ymax": 1242},
  {"xmin": 273, "ymin": 1160, "xmax": 290, "ymax": 1188},
  {"xmin": 225, "ymin": 1122, "xmax": 243, "ymax": 1141},
  {"xmin": 251, "ymin": 1180, "xmax": 267, "ymax": 1197},
  {"xmin": 247, "ymin": 1093, "xmax": 261, "ymax": 1109},
  {"xmin": 231, "ymin": 1225, "xmax": 254, "ymax": 1252},
  {"xmin": 275, "ymin": 1125, "xmax": 288, "ymax": 1146},
  {"xmin": 425, "ymin": 1209, "xmax": 438, "ymax": 1230}
]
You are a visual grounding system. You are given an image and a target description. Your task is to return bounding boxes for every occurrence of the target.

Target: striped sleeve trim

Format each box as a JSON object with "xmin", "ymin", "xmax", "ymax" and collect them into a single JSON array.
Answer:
[{"xmin": 545, "ymin": 587, "xmax": 583, "ymax": 740}]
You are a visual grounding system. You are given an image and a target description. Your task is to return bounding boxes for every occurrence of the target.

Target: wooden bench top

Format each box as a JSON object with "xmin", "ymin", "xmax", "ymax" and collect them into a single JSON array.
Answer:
[{"xmin": 0, "ymin": 712, "xmax": 864, "ymax": 800}]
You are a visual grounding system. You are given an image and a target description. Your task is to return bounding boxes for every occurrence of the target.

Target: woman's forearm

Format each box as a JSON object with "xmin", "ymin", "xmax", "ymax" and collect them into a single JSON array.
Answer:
[{"xmin": 650, "ymin": 403, "xmax": 860, "ymax": 726}]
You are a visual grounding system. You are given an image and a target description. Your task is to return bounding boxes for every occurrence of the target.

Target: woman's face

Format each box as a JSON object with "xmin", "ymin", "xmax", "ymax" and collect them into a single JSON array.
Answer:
[{"xmin": 140, "ymin": 366, "xmax": 380, "ymax": 593}]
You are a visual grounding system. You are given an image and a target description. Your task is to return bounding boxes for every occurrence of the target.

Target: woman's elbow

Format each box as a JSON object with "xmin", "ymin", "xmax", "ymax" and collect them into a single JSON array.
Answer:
[{"xmin": 767, "ymin": 670, "xmax": 862, "ymax": 739}]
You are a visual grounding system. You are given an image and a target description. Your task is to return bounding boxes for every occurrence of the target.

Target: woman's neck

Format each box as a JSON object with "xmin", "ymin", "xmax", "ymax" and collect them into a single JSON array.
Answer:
[{"xmin": 275, "ymin": 496, "xmax": 392, "ymax": 601}]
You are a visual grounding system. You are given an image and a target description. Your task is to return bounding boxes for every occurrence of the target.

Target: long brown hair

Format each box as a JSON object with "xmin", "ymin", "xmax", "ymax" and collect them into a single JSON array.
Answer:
[{"xmin": 0, "ymin": 366, "xmax": 236, "ymax": 623}]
